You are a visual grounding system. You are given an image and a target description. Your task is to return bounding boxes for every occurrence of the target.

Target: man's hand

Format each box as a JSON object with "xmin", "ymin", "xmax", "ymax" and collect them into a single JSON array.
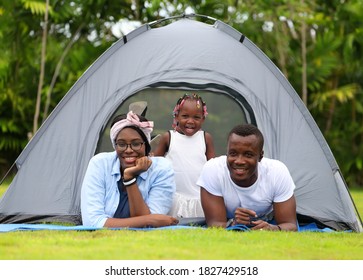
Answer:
[{"xmin": 234, "ymin": 207, "xmax": 258, "ymax": 226}]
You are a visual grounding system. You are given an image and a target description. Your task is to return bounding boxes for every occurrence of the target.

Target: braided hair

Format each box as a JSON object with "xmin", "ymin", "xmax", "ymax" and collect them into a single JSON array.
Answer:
[{"xmin": 172, "ymin": 93, "xmax": 208, "ymax": 129}]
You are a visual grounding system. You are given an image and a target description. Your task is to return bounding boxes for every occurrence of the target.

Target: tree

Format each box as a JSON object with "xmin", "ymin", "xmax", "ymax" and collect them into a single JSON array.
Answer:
[
  {"xmin": 0, "ymin": 0, "xmax": 362, "ymax": 187},
  {"xmin": 310, "ymin": 0, "xmax": 363, "ymax": 186}
]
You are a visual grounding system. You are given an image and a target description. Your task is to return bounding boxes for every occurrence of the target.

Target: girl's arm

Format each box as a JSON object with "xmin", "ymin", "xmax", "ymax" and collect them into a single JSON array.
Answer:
[
  {"xmin": 152, "ymin": 132, "xmax": 170, "ymax": 156},
  {"xmin": 204, "ymin": 132, "xmax": 216, "ymax": 160}
]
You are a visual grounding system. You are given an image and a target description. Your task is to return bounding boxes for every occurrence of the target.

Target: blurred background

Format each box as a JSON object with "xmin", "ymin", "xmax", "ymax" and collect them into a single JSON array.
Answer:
[{"xmin": 0, "ymin": 0, "xmax": 362, "ymax": 188}]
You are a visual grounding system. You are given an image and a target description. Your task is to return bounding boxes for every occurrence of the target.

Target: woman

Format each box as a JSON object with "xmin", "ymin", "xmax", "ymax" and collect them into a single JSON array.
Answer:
[{"xmin": 81, "ymin": 111, "xmax": 178, "ymax": 228}]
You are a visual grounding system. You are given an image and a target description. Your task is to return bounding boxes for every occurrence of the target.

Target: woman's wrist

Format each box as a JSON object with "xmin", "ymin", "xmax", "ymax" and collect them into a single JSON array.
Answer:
[
  {"xmin": 123, "ymin": 177, "xmax": 136, "ymax": 186},
  {"xmin": 123, "ymin": 172, "xmax": 134, "ymax": 181}
]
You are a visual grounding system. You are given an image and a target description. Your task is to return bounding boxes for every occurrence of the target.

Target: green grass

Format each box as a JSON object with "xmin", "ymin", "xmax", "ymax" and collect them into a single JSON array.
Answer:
[
  {"xmin": 0, "ymin": 181, "xmax": 362, "ymax": 260},
  {"xmin": 1, "ymin": 228, "xmax": 363, "ymax": 260}
]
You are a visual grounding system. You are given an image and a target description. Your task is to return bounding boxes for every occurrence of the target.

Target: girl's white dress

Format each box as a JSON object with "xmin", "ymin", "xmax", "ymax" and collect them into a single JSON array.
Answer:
[{"xmin": 165, "ymin": 130, "xmax": 207, "ymax": 218}]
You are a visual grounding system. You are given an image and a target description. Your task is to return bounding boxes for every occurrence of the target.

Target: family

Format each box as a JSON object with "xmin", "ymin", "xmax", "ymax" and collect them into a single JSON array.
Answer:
[{"xmin": 81, "ymin": 93, "xmax": 297, "ymax": 231}]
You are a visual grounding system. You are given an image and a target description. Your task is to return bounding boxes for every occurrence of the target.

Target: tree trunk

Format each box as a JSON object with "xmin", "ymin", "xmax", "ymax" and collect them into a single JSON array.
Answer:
[
  {"xmin": 324, "ymin": 76, "xmax": 339, "ymax": 134},
  {"xmin": 42, "ymin": 23, "xmax": 85, "ymax": 123},
  {"xmin": 301, "ymin": 12, "xmax": 307, "ymax": 105},
  {"xmin": 275, "ymin": 20, "xmax": 289, "ymax": 78},
  {"xmin": 33, "ymin": 0, "xmax": 49, "ymax": 135}
]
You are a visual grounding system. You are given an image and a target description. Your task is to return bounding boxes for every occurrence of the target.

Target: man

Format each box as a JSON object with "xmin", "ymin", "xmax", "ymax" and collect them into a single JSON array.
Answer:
[{"xmin": 197, "ymin": 124, "xmax": 297, "ymax": 231}]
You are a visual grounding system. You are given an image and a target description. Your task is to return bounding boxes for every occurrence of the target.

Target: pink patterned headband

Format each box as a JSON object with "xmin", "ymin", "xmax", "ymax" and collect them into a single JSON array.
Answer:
[{"xmin": 110, "ymin": 111, "xmax": 154, "ymax": 149}]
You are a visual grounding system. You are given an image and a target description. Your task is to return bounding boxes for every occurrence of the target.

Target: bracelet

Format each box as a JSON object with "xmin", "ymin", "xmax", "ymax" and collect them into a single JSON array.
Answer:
[
  {"xmin": 277, "ymin": 225, "xmax": 282, "ymax": 231},
  {"xmin": 123, "ymin": 177, "xmax": 136, "ymax": 186},
  {"xmin": 226, "ymin": 218, "xmax": 234, "ymax": 228}
]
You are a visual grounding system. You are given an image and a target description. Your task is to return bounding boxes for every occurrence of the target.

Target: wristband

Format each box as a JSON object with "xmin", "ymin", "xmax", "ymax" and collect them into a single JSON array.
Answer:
[
  {"xmin": 123, "ymin": 177, "xmax": 136, "ymax": 186},
  {"xmin": 277, "ymin": 225, "xmax": 282, "ymax": 231},
  {"xmin": 226, "ymin": 218, "xmax": 234, "ymax": 228}
]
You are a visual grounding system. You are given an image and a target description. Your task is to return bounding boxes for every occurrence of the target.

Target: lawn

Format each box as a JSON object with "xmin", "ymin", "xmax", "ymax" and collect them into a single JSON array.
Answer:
[
  {"xmin": 1, "ymin": 227, "xmax": 363, "ymax": 260},
  {"xmin": 0, "ymin": 181, "xmax": 362, "ymax": 260}
]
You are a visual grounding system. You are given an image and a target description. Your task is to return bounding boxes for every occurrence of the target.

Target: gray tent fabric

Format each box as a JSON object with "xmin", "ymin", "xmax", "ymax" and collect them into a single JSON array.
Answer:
[{"xmin": 0, "ymin": 15, "xmax": 361, "ymax": 232}]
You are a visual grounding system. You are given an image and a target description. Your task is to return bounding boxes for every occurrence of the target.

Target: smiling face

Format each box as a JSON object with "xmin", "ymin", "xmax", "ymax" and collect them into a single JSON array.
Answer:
[
  {"xmin": 175, "ymin": 99, "xmax": 205, "ymax": 136},
  {"xmin": 115, "ymin": 127, "xmax": 146, "ymax": 170},
  {"xmin": 226, "ymin": 133, "xmax": 263, "ymax": 188}
]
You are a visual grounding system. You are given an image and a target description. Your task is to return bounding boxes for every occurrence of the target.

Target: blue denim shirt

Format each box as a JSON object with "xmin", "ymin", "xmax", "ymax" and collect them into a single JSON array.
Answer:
[{"xmin": 81, "ymin": 152, "xmax": 175, "ymax": 227}]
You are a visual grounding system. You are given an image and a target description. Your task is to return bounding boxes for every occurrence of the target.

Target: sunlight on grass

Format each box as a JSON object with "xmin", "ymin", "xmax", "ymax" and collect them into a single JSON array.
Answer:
[
  {"xmin": 0, "ymin": 181, "xmax": 362, "ymax": 260},
  {"xmin": 1, "ymin": 228, "xmax": 362, "ymax": 260}
]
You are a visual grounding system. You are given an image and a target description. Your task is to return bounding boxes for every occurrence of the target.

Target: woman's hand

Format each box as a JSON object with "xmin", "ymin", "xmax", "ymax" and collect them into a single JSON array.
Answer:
[
  {"xmin": 146, "ymin": 214, "xmax": 179, "ymax": 227},
  {"xmin": 124, "ymin": 156, "xmax": 152, "ymax": 180}
]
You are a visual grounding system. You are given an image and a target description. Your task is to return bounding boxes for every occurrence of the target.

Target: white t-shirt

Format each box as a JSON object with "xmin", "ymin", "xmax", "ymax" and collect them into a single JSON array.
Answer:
[{"xmin": 197, "ymin": 156, "xmax": 295, "ymax": 219}]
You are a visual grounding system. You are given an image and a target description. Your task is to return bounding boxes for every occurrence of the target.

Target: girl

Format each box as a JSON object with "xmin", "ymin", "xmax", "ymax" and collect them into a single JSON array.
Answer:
[{"xmin": 153, "ymin": 93, "xmax": 215, "ymax": 218}]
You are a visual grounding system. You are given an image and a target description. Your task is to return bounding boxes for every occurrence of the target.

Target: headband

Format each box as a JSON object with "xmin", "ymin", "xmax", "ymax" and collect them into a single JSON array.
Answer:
[{"xmin": 110, "ymin": 111, "xmax": 154, "ymax": 149}]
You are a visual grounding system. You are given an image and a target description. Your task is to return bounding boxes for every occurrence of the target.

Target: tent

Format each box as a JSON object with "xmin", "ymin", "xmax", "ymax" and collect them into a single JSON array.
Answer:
[{"xmin": 0, "ymin": 14, "xmax": 362, "ymax": 232}]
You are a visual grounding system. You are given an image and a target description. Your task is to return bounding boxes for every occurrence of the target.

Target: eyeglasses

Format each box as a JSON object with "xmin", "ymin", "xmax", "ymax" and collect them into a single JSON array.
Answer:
[{"xmin": 115, "ymin": 142, "xmax": 145, "ymax": 151}]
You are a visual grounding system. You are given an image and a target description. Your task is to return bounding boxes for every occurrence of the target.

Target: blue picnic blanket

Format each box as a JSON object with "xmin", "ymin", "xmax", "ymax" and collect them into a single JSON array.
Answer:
[
  {"xmin": 0, "ymin": 222, "xmax": 339, "ymax": 232},
  {"xmin": 226, "ymin": 223, "xmax": 336, "ymax": 232},
  {"xmin": 0, "ymin": 223, "xmax": 203, "ymax": 232}
]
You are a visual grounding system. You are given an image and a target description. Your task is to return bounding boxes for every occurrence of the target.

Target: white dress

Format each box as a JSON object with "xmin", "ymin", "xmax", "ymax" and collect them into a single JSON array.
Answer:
[{"xmin": 165, "ymin": 130, "xmax": 207, "ymax": 217}]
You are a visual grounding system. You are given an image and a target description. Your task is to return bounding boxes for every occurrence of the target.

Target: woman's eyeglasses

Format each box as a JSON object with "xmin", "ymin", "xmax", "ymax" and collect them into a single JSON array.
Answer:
[{"xmin": 115, "ymin": 142, "xmax": 144, "ymax": 151}]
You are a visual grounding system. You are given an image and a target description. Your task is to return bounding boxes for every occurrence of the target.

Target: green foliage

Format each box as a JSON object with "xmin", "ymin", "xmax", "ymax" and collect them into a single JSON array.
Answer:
[
  {"xmin": 306, "ymin": 31, "xmax": 341, "ymax": 92},
  {"xmin": 310, "ymin": 84, "xmax": 360, "ymax": 110},
  {"xmin": 21, "ymin": 0, "xmax": 53, "ymax": 16},
  {"xmin": 0, "ymin": 0, "xmax": 362, "ymax": 186}
]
